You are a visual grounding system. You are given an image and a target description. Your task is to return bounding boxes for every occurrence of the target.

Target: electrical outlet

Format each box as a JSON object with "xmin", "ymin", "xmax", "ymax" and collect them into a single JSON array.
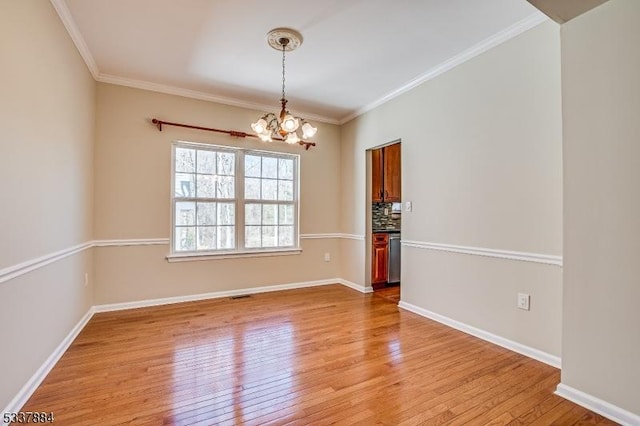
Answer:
[
  {"xmin": 384, "ymin": 208, "xmax": 389, "ymax": 215},
  {"xmin": 84, "ymin": 273, "xmax": 89, "ymax": 287},
  {"xmin": 517, "ymin": 293, "xmax": 530, "ymax": 310},
  {"xmin": 324, "ymin": 252, "xmax": 331, "ymax": 262}
]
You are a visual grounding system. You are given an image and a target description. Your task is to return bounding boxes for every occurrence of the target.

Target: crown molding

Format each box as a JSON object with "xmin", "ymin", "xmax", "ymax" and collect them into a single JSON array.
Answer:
[
  {"xmin": 338, "ymin": 11, "xmax": 549, "ymax": 124},
  {"xmin": 96, "ymin": 74, "xmax": 340, "ymax": 125},
  {"xmin": 49, "ymin": 0, "xmax": 99, "ymax": 78},
  {"xmin": 50, "ymin": 1, "xmax": 546, "ymax": 127},
  {"xmin": 48, "ymin": 1, "xmax": 339, "ymax": 125}
]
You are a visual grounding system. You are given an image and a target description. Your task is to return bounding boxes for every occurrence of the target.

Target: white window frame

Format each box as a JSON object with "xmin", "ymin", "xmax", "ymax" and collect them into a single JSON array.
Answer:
[{"xmin": 168, "ymin": 141, "xmax": 301, "ymax": 261}]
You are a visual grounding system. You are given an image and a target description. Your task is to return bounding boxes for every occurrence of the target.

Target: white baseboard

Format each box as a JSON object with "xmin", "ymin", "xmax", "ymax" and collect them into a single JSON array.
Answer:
[
  {"xmin": 337, "ymin": 278, "xmax": 373, "ymax": 294},
  {"xmin": 398, "ymin": 301, "xmax": 561, "ymax": 368},
  {"xmin": 3, "ymin": 279, "xmax": 345, "ymax": 415},
  {"xmin": 2, "ymin": 307, "xmax": 95, "ymax": 418},
  {"xmin": 3, "ymin": 278, "xmax": 370, "ymax": 416},
  {"xmin": 555, "ymin": 383, "xmax": 640, "ymax": 426},
  {"xmin": 94, "ymin": 278, "xmax": 344, "ymax": 312}
]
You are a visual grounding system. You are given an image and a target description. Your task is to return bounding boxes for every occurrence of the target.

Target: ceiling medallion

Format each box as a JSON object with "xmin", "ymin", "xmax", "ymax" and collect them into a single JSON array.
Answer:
[{"xmin": 266, "ymin": 28, "xmax": 303, "ymax": 51}]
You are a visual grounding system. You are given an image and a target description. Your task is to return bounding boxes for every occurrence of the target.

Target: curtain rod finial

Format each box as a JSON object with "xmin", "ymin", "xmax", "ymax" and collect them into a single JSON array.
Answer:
[{"xmin": 152, "ymin": 118, "xmax": 163, "ymax": 131}]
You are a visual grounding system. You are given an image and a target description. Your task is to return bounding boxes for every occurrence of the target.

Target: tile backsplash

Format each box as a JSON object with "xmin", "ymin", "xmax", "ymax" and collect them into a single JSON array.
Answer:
[{"xmin": 372, "ymin": 202, "xmax": 401, "ymax": 231}]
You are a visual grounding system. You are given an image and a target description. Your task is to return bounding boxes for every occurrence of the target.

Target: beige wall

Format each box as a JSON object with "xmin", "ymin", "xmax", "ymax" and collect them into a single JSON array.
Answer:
[
  {"xmin": 340, "ymin": 22, "xmax": 563, "ymax": 356},
  {"xmin": 93, "ymin": 84, "xmax": 343, "ymax": 303},
  {"xmin": 0, "ymin": 0, "xmax": 95, "ymax": 410},
  {"xmin": 561, "ymin": 0, "xmax": 640, "ymax": 416},
  {"xmin": 7, "ymin": 1, "xmax": 638, "ymax": 420}
]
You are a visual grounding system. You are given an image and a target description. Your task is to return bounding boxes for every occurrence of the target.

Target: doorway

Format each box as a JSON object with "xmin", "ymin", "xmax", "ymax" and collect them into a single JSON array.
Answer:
[{"xmin": 368, "ymin": 141, "xmax": 401, "ymax": 294}]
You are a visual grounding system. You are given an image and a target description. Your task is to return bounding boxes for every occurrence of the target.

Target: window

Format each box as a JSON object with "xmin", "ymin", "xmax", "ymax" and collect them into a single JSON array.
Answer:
[
  {"xmin": 171, "ymin": 142, "xmax": 299, "ymax": 257},
  {"xmin": 244, "ymin": 153, "xmax": 296, "ymax": 248}
]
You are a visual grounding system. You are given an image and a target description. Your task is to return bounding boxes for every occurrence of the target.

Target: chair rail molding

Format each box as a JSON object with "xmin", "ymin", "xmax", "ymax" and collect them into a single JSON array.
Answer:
[
  {"xmin": 0, "ymin": 242, "xmax": 93, "ymax": 284},
  {"xmin": 301, "ymin": 233, "xmax": 364, "ymax": 240},
  {"xmin": 1, "ymin": 234, "xmax": 368, "ymax": 285},
  {"xmin": 93, "ymin": 238, "xmax": 169, "ymax": 247},
  {"xmin": 402, "ymin": 240, "xmax": 562, "ymax": 266}
]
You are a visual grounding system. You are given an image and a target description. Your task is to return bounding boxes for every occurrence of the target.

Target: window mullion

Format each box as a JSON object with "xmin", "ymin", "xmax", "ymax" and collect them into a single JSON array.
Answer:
[
  {"xmin": 171, "ymin": 146, "xmax": 177, "ymax": 253},
  {"xmin": 294, "ymin": 157, "xmax": 300, "ymax": 247},
  {"xmin": 236, "ymin": 150, "xmax": 245, "ymax": 250}
]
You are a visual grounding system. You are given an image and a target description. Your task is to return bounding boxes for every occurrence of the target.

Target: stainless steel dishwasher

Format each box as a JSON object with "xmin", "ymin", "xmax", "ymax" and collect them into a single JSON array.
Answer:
[{"xmin": 388, "ymin": 233, "xmax": 401, "ymax": 283}]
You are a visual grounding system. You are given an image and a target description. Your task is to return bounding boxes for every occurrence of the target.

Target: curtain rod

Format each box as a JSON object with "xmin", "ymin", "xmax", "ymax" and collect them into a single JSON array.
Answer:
[{"xmin": 151, "ymin": 118, "xmax": 316, "ymax": 150}]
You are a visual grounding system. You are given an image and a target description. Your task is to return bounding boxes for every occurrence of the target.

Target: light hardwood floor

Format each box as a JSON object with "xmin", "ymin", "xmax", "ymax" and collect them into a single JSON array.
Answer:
[{"xmin": 21, "ymin": 284, "xmax": 615, "ymax": 425}]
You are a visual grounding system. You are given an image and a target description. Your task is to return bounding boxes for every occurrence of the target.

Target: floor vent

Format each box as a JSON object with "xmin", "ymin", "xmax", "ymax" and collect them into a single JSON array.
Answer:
[{"xmin": 230, "ymin": 294, "xmax": 251, "ymax": 300}]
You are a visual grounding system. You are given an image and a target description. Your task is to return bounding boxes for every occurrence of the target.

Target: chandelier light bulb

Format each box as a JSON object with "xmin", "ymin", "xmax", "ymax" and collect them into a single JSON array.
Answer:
[
  {"xmin": 259, "ymin": 132, "xmax": 273, "ymax": 142},
  {"xmin": 285, "ymin": 133, "xmax": 300, "ymax": 144},
  {"xmin": 251, "ymin": 119, "xmax": 267, "ymax": 134},
  {"xmin": 282, "ymin": 114, "xmax": 299, "ymax": 132},
  {"xmin": 302, "ymin": 122, "xmax": 317, "ymax": 138}
]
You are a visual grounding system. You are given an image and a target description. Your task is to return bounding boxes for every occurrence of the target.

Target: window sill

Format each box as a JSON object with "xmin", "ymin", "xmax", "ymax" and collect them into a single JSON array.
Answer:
[{"xmin": 166, "ymin": 248, "xmax": 302, "ymax": 263}]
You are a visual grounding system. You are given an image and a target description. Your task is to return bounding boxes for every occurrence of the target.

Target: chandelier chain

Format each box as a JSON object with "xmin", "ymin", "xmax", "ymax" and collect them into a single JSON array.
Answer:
[{"xmin": 281, "ymin": 44, "xmax": 286, "ymax": 101}]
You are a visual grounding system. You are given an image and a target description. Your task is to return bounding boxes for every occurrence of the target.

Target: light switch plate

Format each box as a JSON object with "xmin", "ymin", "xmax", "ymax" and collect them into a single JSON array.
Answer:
[{"xmin": 405, "ymin": 201, "xmax": 412, "ymax": 212}]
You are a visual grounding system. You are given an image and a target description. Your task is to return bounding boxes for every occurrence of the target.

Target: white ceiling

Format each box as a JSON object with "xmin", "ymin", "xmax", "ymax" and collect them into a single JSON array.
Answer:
[{"xmin": 55, "ymin": 0, "xmax": 545, "ymax": 124}]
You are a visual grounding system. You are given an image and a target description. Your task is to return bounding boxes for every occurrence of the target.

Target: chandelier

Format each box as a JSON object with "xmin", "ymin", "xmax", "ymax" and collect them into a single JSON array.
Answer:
[{"xmin": 251, "ymin": 28, "xmax": 317, "ymax": 144}]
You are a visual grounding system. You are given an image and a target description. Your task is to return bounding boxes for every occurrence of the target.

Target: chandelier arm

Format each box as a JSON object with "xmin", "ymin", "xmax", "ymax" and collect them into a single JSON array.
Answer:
[{"xmin": 265, "ymin": 114, "xmax": 279, "ymax": 131}]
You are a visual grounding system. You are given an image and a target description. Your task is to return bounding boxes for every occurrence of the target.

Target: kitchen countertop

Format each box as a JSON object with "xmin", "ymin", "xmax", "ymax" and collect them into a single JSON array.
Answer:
[{"xmin": 373, "ymin": 229, "xmax": 401, "ymax": 233}]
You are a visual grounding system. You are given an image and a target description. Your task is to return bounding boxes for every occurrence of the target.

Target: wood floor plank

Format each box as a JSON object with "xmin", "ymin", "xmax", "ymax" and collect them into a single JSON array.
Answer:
[
  {"xmin": 18, "ymin": 284, "xmax": 617, "ymax": 425},
  {"xmin": 570, "ymin": 410, "xmax": 608, "ymax": 425}
]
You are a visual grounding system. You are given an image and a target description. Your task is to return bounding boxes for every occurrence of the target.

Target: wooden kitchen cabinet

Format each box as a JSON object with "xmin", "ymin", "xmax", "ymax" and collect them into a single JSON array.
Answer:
[
  {"xmin": 383, "ymin": 143, "xmax": 401, "ymax": 202},
  {"xmin": 372, "ymin": 232, "xmax": 389, "ymax": 287},
  {"xmin": 372, "ymin": 148, "xmax": 384, "ymax": 202},
  {"xmin": 371, "ymin": 143, "xmax": 401, "ymax": 202}
]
